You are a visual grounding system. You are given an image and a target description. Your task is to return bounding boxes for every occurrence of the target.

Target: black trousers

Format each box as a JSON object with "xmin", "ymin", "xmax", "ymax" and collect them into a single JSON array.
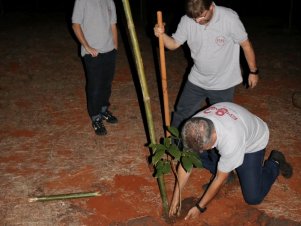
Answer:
[
  {"xmin": 83, "ymin": 49, "xmax": 117, "ymax": 118},
  {"xmin": 199, "ymin": 149, "xmax": 279, "ymax": 205},
  {"xmin": 171, "ymin": 80, "xmax": 235, "ymax": 129}
]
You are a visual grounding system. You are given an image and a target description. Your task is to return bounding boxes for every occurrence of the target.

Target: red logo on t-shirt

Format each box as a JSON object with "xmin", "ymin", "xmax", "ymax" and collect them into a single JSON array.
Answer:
[
  {"xmin": 215, "ymin": 36, "xmax": 225, "ymax": 46},
  {"xmin": 204, "ymin": 106, "xmax": 238, "ymax": 120},
  {"xmin": 216, "ymin": 108, "xmax": 228, "ymax": 116}
]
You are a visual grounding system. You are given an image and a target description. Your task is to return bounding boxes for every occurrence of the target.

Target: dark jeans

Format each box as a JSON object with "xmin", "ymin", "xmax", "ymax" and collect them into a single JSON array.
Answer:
[
  {"xmin": 171, "ymin": 81, "xmax": 235, "ymax": 128},
  {"xmin": 199, "ymin": 149, "xmax": 280, "ymax": 205},
  {"xmin": 83, "ymin": 49, "xmax": 116, "ymax": 118}
]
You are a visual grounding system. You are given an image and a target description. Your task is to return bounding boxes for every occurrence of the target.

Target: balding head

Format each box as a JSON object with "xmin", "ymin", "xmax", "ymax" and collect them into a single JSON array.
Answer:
[{"xmin": 181, "ymin": 117, "xmax": 215, "ymax": 152}]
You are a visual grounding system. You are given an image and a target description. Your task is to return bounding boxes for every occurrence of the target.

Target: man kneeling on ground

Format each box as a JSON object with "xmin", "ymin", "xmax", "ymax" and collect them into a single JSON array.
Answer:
[{"xmin": 169, "ymin": 102, "xmax": 293, "ymax": 220}]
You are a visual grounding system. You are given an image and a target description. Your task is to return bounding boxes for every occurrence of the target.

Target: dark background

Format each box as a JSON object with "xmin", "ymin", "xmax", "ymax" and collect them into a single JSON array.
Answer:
[
  {"xmin": 0, "ymin": 0, "xmax": 298, "ymax": 16},
  {"xmin": 0, "ymin": 0, "xmax": 300, "ymax": 30}
]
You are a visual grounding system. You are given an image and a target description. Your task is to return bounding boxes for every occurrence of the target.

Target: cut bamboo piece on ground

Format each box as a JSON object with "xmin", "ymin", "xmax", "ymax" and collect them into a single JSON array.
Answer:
[{"xmin": 28, "ymin": 191, "xmax": 101, "ymax": 202}]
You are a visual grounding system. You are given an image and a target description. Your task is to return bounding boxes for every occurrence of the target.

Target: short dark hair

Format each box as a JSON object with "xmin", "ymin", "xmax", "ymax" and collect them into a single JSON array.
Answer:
[
  {"xmin": 186, "ymin": 0, "xmax": 213, "ymax": 19},
  {"xmin": 181, "ymin": 117, "xmax": 214, "ymax": 152}
]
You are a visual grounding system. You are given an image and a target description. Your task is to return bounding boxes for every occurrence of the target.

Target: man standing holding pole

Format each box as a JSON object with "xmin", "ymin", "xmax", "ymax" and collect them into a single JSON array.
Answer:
[{"xmin": 153, "ymin": 0, "xmax": 259, "ymax": 129}]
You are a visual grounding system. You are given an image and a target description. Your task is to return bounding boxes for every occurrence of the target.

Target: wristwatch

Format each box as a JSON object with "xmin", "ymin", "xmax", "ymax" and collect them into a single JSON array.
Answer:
[
  {"xmin": 249, "ymin": 68, "xmax": 259, "ymax": 75},
  {"xmin": 195, "ymin": 203, "xmax": 207, "ymax": 213}
]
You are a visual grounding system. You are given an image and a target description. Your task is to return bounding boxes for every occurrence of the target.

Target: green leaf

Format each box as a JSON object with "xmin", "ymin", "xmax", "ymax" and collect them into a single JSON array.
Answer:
[
  {"xmin": 154, "ymin": 161, "xmax": 171, "ymax": 177},
  {"xmin": 162, "ymin": 162, "xmax": 171, "ymax": 174},
  {"xmin": 152, "ymin": 149, "xmax": 165, "ymax": 165},
  {"xmin": 149, "ymin": 143, "xmax": 166, "ymax": 154},
  {"xmin": 156, "ymin": 159, "xmax": 164, "ymax": 168},
  {"xmin": 149, "ymin": 143, "xmax": 155, "ymax": 149},
  {"xmin": 167, "ymin": 126, "xmax": 180, "ymax": 138},
  {"xmin": 154, "ymin": 160, "xmax": 164, "ymax": 178},
  {"xmin": 163, "ymin": 137, "xmax": 172, "ymax": 148},
  {"xmin": 149, "ymin": 143, "xmax": 158, "ymax": 153},
  {"xmin": 185, "ymin": 151, "xmax": 199, "ymax": 158},
  {"xmin": 154, "ymin": 169, "xmax": 163, "ymax": 178},
  {"xmin": 167, "ymin": 144, "xmax": 181, "ymax": 160},
  {"xmin": 156, "ymin": 144, "xmax": 166, "ymax": 151},
  {"xmin": 181, "ymin": 156, "xmax": 193, "ymax": 172},
  {"xmin": 191, "ymin": 155, "xmax": 203, "ymax": 168},
  {"xmin": 182, "ymin": 150, "xmax": 203, "ymax": 168}
]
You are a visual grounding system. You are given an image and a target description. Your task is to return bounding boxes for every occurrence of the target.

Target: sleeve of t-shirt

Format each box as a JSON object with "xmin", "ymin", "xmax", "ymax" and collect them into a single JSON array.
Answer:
[
  {"xmin": 228, "ymin": 12, "xmax": 248, "ymax": 44},
  {"xmin": 217, "ymin": 141, "xmax": 246, "ymax": 173},
  {"xmin": 72, "ymin": 0, "xmax": 86, "ymax": 24},
  {"xmin": 171, "ymin": 16, "xmax": 188, "ymax": 45},
  {"xmin": 109, "ymin": 0, "xmax": 117, "ymax": 24}
]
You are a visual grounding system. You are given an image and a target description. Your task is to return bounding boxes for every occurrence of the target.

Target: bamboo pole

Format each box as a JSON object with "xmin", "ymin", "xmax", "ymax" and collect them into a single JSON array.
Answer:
[
  {"xmin": 157, "ymin": 11, "xmax": 171, "ymax": 137},
  {"xmin": 121, "ymin": 0, "xmax": 169, "ymax": 215},
  {"xmin": 28, "ymin": 191, "xmax": 101, "ymax": 202}
]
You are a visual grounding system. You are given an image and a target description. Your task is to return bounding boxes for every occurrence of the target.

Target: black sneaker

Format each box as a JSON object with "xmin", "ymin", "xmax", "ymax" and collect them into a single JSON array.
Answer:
[
  {"xmin": 92, "ymin": 118, "xmax": 107, "ymax": 135},
  {"xmin": 269, "ymin": 150, "xmax": 293, "ymax": 178},
  {"xmin": 102, "ymin": 110, "xmax": 118, "ymax": 123}
]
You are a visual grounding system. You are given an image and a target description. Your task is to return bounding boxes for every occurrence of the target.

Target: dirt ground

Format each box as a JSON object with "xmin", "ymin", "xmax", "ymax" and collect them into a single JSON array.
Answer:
[{"xmin": 0, "ymin": 12, "xmax": 301, "ymax": 226}]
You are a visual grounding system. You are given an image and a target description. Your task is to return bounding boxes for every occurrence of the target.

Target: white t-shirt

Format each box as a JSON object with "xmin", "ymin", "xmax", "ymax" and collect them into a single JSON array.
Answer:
[
  {"xmin": 172, "ymin": 4, "xmax": 248, "ymax": 90},
  {"xmin": 72, "ymin": 0, "xmax": 117, "ymax": 56},
  {"xmin": 194, "ymin": 102, "xmax": 269, "ymax": 173}
]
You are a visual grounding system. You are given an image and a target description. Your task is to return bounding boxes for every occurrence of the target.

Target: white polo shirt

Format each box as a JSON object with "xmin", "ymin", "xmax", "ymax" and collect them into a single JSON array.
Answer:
[
  {"xmin": 194, "ymin": 102, "xmax": 269, "ymax": 173},
  {"xmin": 172, "ymin": 4, "xmax": 248, "ymax": 90}
]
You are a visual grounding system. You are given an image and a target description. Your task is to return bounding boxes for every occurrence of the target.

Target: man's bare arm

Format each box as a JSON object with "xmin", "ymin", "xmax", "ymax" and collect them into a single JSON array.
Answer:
[
  {"xmin": 169, "ymin": 164, "xmax": 192, "ymax": 217},
  {"xmin": 154, "ymin": 24, "xmax": 181, "ymax": 50},
  {"xmin": 72, "ymin": 23, "xmax": 98, "ymax": 57},
  {"xmin": 240, "ymin": 39, "xmax": 259, "ymax": 88},
  {"xmin": 111, "ymin": 23, "xmax": 118, "ymax": 50},
  {"xmin": 185, "ymin": 170, "xmax": 229, "ymax": 220}
]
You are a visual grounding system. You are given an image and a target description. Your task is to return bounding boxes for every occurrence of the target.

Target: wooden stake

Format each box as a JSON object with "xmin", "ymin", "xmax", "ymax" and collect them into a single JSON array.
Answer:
[{"xmin": 157, "ymin": 11, "xmax": 171, "ymax": 137}]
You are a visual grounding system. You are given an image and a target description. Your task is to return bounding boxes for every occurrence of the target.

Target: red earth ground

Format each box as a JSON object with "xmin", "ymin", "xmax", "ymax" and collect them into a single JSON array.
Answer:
[{"xmin": 0, "ymin": 12, "xmax": 301, "ymax": 226}]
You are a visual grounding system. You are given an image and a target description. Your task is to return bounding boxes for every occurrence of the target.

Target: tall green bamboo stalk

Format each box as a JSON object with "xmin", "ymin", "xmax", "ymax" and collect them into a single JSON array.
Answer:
[{"xmin": 121, "ymin": 0, "xmax": 169, "ymax": 215}]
